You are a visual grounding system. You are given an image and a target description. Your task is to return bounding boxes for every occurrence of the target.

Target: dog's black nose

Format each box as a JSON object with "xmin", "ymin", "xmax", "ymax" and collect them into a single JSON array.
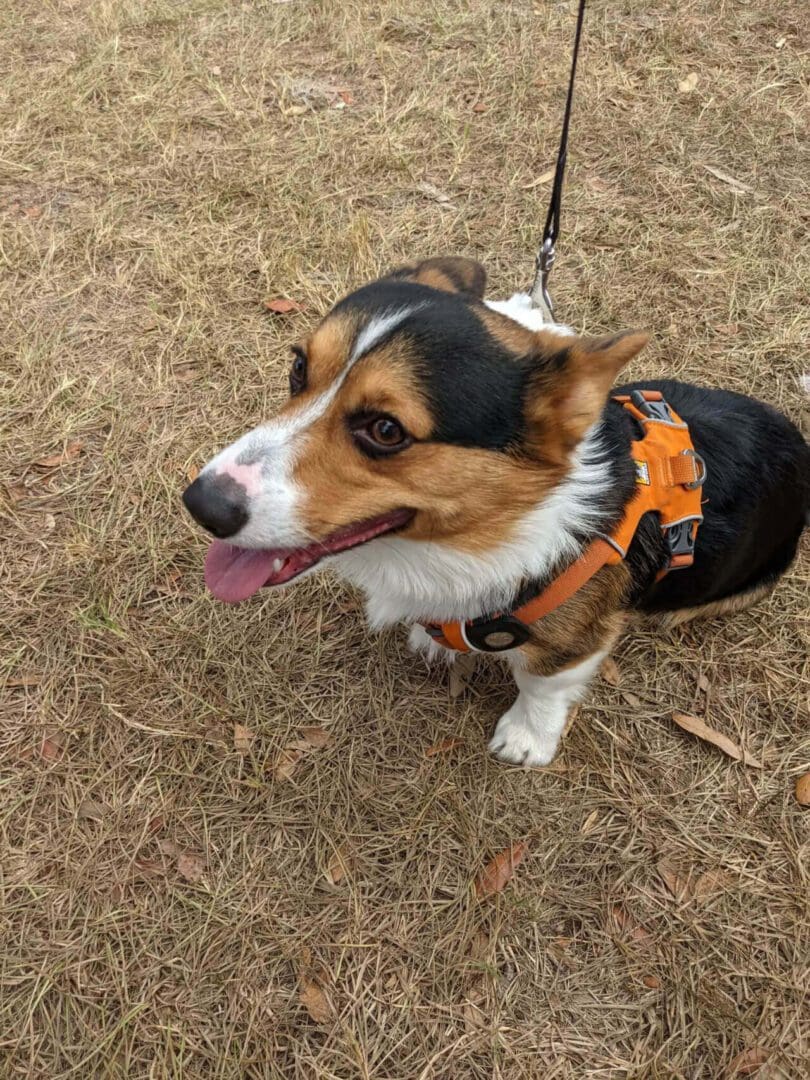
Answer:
[{"xmin": 182, "ymin": 474, "xmax": 248, "ymax": 539}]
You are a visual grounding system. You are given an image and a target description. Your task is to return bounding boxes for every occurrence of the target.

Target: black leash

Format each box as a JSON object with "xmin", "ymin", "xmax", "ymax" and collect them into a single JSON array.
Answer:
[{"xmin": 530, "ymin": 0, "xmax": 588, "ymax": 320}]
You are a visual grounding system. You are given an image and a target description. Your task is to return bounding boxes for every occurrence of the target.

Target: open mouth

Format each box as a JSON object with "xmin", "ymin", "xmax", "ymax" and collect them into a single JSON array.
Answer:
[{"xmin": 203, "ymin": 507, "xmax": 415, "ymax": 603}]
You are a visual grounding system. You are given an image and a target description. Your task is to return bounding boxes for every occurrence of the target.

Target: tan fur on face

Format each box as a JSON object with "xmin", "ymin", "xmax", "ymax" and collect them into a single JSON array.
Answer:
[
  {"xmin": 339, "ymin": 349, "xmax": 434, "ymax": 440},
  {"xmin": 291, "ymin": 340, "xmax": 566, "ymax": 548},
  {"xmin": 303, "ymin": 311, "xmax": 358, "ymax": 387}
]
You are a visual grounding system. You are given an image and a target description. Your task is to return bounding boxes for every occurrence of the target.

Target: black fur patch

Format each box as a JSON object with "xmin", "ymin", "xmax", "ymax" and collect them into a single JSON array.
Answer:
[{"xmin": 334, "ymin": 281, "xmax": 528, "ymax": 450}]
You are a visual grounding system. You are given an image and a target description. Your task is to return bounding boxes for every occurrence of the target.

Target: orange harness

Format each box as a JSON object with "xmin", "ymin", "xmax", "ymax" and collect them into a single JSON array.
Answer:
[{"xmin": 423, "ymin": 390, "xmax": 707, "ymax": 653}]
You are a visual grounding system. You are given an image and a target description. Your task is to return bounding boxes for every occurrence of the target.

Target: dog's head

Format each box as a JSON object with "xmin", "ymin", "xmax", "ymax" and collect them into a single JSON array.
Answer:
[{"xmin": 183, "ymin": 257, "xmax": 647, "ymax": 603}]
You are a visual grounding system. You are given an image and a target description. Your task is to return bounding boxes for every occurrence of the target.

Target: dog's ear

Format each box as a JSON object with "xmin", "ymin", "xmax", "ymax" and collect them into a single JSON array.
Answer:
[
  {"xmin": 527, "ymin": 329, "xmax": 650, "ymax": 460},
  {"xmin": 386, "ymin": 256, "xmax": 487, "ymax": 299}
]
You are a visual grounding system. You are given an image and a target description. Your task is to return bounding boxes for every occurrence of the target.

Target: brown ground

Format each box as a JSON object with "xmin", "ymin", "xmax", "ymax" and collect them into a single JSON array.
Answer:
[{"xmin": 1, "ymin": 1, "xmax": 808, "ymax": 1077}]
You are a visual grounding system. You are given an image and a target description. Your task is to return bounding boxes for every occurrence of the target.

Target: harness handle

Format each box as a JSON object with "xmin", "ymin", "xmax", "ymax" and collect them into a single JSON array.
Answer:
[{"xmin": 530, "ymin": 0, "xmax": 588, "ymax": 321}]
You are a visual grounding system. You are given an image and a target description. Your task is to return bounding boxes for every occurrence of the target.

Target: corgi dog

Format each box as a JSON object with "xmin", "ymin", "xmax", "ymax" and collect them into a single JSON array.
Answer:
[{"xmin": 183, "ymin": 258, "xmax": 809, "ymax": 766}]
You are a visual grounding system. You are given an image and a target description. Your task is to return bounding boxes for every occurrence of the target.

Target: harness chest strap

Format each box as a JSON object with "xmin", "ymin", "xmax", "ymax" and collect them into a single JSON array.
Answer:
[{"xmin": 423, "ymin": 390, "xmax": 707, "ymax": 654}]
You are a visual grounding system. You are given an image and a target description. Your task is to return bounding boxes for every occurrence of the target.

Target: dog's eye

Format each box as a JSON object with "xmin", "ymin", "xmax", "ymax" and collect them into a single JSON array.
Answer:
[
  {"xmin": 370, "ymin": 417, "xmax": 405, "ymax": 446},
  {"xmin": 352, "ymin": 414, "xmax": 411, "ymax": 457},
  {"xmin": 289, "ymin": 349, "xmax": 307, "ymax": 396}
]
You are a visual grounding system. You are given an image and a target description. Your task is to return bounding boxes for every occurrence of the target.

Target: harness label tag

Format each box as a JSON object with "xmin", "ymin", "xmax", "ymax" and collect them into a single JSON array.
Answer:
[{"xmin": 634, "ymin": 459, "xmax": 651, "ymax": 485}]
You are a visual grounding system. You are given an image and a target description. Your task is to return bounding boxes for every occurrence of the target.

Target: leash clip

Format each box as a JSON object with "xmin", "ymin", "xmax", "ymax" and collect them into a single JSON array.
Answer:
[{"xmin": 530, "ymin": 236, "xmax": 556, "ymax": 322}]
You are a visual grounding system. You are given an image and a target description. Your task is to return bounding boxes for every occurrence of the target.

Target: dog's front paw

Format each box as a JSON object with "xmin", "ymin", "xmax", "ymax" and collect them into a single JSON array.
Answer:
[
  {"xmin": 407, "ymin": 624, "xmax": 453, "ymax": 666},
  {"xmin": 488, "ymin": 705, "xmax": 559, "ymax": 767}
]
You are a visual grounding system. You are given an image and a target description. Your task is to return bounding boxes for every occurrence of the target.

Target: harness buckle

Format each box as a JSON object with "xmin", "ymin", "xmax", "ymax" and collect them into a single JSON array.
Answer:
[
  {"xmin": 663, "ymin": 519, "xmax": 698, "ymax": 570},
  {"xmin": 630, "ymin": 389, "xmax": 673, "ymax": 423},
  {"xmin": 462, "ymin": 614, "xmax": 532, "ymax": 653}
]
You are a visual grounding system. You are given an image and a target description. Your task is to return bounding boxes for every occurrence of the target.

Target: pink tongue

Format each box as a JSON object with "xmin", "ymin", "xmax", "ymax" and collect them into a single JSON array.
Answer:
[{"xmin": 204, "ymin": 541, "xmax": 281, "ymax": 603}]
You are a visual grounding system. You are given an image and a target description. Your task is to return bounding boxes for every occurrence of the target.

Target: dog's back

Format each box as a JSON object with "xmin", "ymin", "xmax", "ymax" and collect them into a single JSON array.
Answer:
[{"xmin": 615, "ymin": 378, "xmax": 809, "ymax": 616}]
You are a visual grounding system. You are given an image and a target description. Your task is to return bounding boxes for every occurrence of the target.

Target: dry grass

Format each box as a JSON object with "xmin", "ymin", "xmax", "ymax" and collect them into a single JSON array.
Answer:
[{"xmin": 1, "ymin": 1, "xmax": 809, "ymax": 1076}]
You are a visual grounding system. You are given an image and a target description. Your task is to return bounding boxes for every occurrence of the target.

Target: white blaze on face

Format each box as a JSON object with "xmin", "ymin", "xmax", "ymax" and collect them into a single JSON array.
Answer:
[
  {"xmin": 198, "ymin": 305, "xmax": 423, "ymax": 550},
  {"xmin": 200, "ymin": 391, "xmax": 337, "ymax": 550}
]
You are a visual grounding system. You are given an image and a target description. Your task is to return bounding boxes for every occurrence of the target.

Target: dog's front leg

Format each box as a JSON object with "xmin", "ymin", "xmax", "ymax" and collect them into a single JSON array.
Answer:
[{"xmin": 488, "ymin": 650, "xmax": 607, "ymax": 766}]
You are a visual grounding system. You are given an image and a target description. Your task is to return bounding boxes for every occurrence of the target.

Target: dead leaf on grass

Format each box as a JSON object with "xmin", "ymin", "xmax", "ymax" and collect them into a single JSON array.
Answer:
[
  {"xmin": 34, "ymin": 440, "xmax": 84, "ymax": 469},
  {"xmin": 561, "ymin": 704, "xmax": 580, "ymax": 739},
  {"xmin": 794, "ymin": 772, "xmax": 810, "ymax": 806},
  {"xmin": 580, "ymin": 809, "xmax": 600, "ymax": 835},
  {"xmin": 40, "ymin": 732, "xmax": 66, "ymax": 762},
  {"xmin": 726, "ymin": 1047, "xmax": 770, "ymax": 1076},
  {"xmin": 621, "ymin": 691, "xmax": 643, "ymax": 708},
  {"xmin": 641, "ymin": 974, "xmax": 662, "ymax": 989},
  {"xmin": 449, "ymin": 652, "xmax": 475, "ymax": 697},
  {"xmin": 475, "ymin": 841, "xmax": 528, "ymax": 898},
  {"xmin": 610, "ymin": 905, "xmax": 652, "ymax": 946},
  {"xmin": 273, "ymin": 729, "xmax": 331, "ymax": 777},
  {"xmin": 702, "ymin": 164, "xmax": 755, "ymax": 194},
  {"xmin": 657, "ymin": 858, "xmax": 692, "ymax": 899},
  {"xmin": 521, "ymin": 167, "xmax": 555, "ymax": 189},
  {"xmin": 78, "ymin": 798, "xmax": 105, "ymax": 821},
  {"xmin": 692, "ymin": 868, "xmax": 734, "ymax": 900},
  {"xmin": 425, "ymin": 737, "xmax": 464, "ymax": 757},
  {"xmin": 417, "ymin": 180, "xmax": 454, "ymax": 205},
  {"xmin": 233, "ymin": 723, "xmax": 253, "ymax": 753},
  {"xmin": 468, "ymin": 930, "xmax": 490, "ymax": 959},
  {"xmin": 300, "ymin": 725, "xmax": 332, "ymax": 748},
  {"xmin": 678, "ymin": 72, "xmax": 699, "ymax": 94},
  {"xmin": 272, "ymin": 745, "xmax": 306, "ymax": 781},
  {"xmin": 299, "ymin": 978, "xmax": 333, "ymax": 1023},
  {"xmin": 697, "ymin": 673, "xmax": 712, "ymax": 693},
  {"xmin": 7, "ymin": 674, "xmax": 42, "ymax": 688},
  {"xmin": 462, "ymin": 992, "xmax": 487, "ymax": 1030},
  {"xmin": 7, "ymin": 482, "xmax": 29, "ymax": 503},
  {"xmin": 23, "ymin": 205, "xmax": 42, "ymax": 219},
  {"xmin": 186, "ymin": 463, "xmax": 200, "ymax": 483},
  {"xmin": 601, "ymin": 657, "xmax": 621, "ymax": 686},
  {"xmin": 264, "ymin": 297, "xmax": 305, "ymax": 314},
  {"xmin": 337, "ymin": 89, "xmax": 354, "ymax": 106},
  {"xmin": 471, "ymin": 101, "xmax": 487, "ymax": 112},
  {"xmin": 134, "ymin": 858, "xmax": 164, "ymax": 878},
  {"xmin": 155, "ymin": 570, "xmax": 182, "ymax": 595},
  {"xmin": 177, "ymin": 852, "xmax": 204, "ymax": 883},
  {"xmin": 656, "ymin": 859, "xmax": 731, "ymax": 903},
  {"xmin": 325, "ymin": 845, "xmax": 356, "ymax": 885},
  {"xmin": 671, "ymin": 712, "xmax": 763, "ymax": 767},
  {"xmin": 281, "ymin": 75, "xmax": 343, "ymax": 112}
]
